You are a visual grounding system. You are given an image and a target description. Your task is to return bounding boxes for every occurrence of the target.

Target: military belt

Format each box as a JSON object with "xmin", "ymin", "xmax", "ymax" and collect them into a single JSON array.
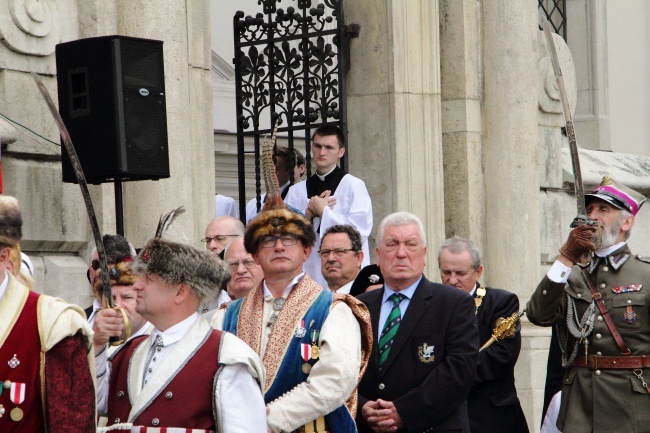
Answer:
[{"xmin": 573, "ymin": 354, "xmax": 650, "ymax": 370}]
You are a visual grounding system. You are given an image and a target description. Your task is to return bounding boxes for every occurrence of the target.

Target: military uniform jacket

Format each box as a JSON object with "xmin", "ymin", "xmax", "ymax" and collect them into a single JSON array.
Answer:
[
  {"xmin": 527, "ymin": 244, "xmax": 650, "ymax": 433},
  {"xmin": 469, "ymin": 287, "xmax": 528, "ymax": 433},
  {"xmin": 356, "ymin": 277, "xmax": 479, "ymax": 433}
]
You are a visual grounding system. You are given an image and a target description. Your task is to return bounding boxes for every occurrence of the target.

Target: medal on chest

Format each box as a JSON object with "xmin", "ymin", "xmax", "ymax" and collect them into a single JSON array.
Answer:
[{"xmin": 475, "ymin": 288, "xmax": 486, "ymax": 314}]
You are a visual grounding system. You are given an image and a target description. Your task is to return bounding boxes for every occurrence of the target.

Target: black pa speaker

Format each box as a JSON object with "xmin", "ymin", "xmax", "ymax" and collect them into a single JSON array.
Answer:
[{"xmin": 56, "ymin": 36, "xmax": 170, "ymax": 184}]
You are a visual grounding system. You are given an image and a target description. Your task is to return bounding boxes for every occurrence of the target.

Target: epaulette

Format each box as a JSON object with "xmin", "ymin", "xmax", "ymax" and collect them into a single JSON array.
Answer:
[{"xmin": 635, "ymin": 254, "xmax": 650, "ymax": 264}]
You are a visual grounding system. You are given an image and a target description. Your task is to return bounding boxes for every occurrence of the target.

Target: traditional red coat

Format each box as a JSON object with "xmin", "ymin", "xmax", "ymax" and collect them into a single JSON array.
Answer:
[{"xmin": 0, "ymin": 273, "xmax": 95, "ymax": 433}]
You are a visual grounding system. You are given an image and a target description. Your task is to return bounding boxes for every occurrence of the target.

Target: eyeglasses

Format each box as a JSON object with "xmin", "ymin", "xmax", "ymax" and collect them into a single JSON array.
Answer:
[
  {"xmin": 227, "ymin": 259, "xmax": 257, "ymax": 271},
  {"xmin": 259, "ymin": 234, "xmax": 300, "ymax": 248},
  {"xmin": 318, "ymin": 248, "xmax": 356, "ymax": 259},
  {"xmin": 201, "ymin": 234, "xmax": 241, "ymax": 243}
]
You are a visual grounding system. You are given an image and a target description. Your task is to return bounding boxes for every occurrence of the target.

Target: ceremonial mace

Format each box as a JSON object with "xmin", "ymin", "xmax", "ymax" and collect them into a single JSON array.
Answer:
[
  {"xmin": 32, "ymin": 73, "xmax": 130, "ymax": 345},
  {"xmin": 479, "ymin": 310, "xmax": 526, "ymax": 352}
]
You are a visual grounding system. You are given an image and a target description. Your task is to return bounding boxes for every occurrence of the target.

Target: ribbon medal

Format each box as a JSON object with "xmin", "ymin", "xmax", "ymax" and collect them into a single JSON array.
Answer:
[
  {"xmin": 310, "ymin": 330, "xmax": 320, "ymax": 360},
  {"xmin": 9, "ymin": 382, "xmax": 25, "ymax": 421},
  {"xmin": 295, "ymin": 320, "xmax": 307, "ymax": 338},
  {"xmin": 301, "ymin": 344, "xmax": 312, "ymax": 374}
]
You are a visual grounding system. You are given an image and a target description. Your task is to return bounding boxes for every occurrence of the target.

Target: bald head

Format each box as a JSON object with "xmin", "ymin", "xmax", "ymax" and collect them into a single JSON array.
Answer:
[{"xmin": 204, "ymin": 216, "xmax": 245, "ymax": 254}]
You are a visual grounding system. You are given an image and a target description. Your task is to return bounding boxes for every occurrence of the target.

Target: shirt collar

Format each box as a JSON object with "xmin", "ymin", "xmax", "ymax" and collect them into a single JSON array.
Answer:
[
  {"xmin": 151, "ymin": 312, "xmax": 198, "ymax": 347},
  {"xmin": 0, "ymin": 271, "xmax": 9, "ymax": 301},
  {"xmin": 263, "ymin": 272, "xmax": 305, "ymax": 299},
  {"xmin": 469, "ymin": 282, "xmax": 479, "ymax": 297},
  {"xmin": 382, "ymin": 276, "xmax": 422, "ymax": 304},
  {"xmin": 316, "ymin": 166, "xmax": 337, "ymax": 181},
  {"xmin": 596, "ymin": 242, "xmax": 627, "ymax": 258}
]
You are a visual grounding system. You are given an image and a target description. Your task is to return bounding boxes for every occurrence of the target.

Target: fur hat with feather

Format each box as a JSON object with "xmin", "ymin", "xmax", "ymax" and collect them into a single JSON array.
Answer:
[{"xmin": 245, "ymin": 208, "xmax": 316, "ymax": 254}]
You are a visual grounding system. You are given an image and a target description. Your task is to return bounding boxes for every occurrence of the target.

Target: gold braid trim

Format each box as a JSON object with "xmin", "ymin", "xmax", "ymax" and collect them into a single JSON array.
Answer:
[
  {"xmin": 236, "ymin": 276, "xmax": 323, "ymax": 392},
  {"xmin": 332, "ymin": 293, "xmax": 372, "ymax": 416}
]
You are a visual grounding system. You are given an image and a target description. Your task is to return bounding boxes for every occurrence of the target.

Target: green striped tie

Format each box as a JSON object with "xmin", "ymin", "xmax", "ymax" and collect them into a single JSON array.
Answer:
[{"xmin": 378, "ymin": 293, "xmax": 406, "ymax": 366}]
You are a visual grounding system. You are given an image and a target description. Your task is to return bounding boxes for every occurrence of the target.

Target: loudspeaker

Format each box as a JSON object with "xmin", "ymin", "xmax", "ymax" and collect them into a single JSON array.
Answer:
[{"xmin": 56, "ymin": 36, "xmax": 170, "ymax": 184}]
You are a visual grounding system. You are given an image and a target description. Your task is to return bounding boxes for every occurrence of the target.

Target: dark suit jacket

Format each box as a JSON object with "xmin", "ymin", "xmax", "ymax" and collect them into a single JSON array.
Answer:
[
  {"xmin": 356, "ymin": 276, "xmax": 479, "ymax": 433},
  {"xmin": 84, "ymin": 305, "xmax": 93, "ymax": 319},
  {"xmin": 469, "ymin": 287, "xmax": 528, "ymax": 433}
]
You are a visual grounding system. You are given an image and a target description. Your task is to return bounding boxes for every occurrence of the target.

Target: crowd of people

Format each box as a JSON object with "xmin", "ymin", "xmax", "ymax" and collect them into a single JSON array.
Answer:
[{"xmin": 1, "ymin": 125, "xmax": 648, "ymax": 433}]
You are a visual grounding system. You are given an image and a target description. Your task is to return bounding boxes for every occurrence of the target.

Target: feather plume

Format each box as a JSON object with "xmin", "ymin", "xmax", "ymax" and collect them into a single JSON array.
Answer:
[
  {"xmin": 261, "ymin": 120, "xmax": 286, "ymax": 211},
  {"xmin": 155, "ymin": 206, "xmax": 185, "ymax": 239}
]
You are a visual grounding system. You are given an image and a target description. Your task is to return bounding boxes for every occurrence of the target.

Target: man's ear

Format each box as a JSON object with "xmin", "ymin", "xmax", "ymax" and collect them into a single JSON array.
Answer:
[
  {"xmin": 0, "ymin": 247, "xmax": 12, "ymax": 270},
  {"xmin": 175, "ymin": 283, "xmax": 192, "ymax": 304}
]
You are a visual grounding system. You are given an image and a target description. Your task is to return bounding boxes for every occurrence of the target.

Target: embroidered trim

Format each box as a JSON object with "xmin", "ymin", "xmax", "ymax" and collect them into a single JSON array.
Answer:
[{"xmin": 236, "ymin": 277, "xmax": 323, "ymax": 391}]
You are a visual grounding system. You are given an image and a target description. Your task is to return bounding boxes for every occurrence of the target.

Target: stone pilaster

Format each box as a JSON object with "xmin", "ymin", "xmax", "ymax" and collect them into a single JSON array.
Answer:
[{"xmin": 345, "ymin": 0, "xmax": 444, "ymax": 270}]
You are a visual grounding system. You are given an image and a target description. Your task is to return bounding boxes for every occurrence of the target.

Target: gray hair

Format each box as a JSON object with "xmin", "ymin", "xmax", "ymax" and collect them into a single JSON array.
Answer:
[
  {"xmin": 377, "ymin": 212, "xmax": 426, "ymax": 246},
  {"xmin": 437, "ymin": 236, "xmax": 482, "ymax": 270},
  {"xmin": 209, "ymin": 216, "xmax": 245, "ymax": 236}
]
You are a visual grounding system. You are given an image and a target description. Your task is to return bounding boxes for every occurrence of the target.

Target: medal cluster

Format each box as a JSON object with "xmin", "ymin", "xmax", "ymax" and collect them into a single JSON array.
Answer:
[{"xmin": 0, "ymin": 378, "xmax": 25, "ymax": 421}]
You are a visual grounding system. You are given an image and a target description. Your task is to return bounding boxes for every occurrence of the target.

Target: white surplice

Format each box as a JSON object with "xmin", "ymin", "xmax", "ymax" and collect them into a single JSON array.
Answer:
[{"xmin": 284, "ymin": 174, "xmax": 372, "ymax": 287}]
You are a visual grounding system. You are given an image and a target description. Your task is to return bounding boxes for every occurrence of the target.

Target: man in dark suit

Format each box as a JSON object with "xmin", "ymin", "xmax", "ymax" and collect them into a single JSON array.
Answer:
[
  {"xmin": 356, "ymin": 212, "xmax": 479, "ymax": 433},
  {"xmin": 438, "ymin": 236, "xmax": 528, "ymax": 433}
]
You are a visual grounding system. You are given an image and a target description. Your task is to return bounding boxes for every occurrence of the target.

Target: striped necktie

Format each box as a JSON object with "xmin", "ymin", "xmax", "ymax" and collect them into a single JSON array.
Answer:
[{"xmin": 378, "ymin": 293, "xmax": 406, "ymax": 366}]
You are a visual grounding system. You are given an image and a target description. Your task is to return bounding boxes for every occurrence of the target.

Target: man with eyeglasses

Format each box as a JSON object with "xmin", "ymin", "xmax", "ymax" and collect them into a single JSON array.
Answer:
[
  {"xmin": 203, "ymin": 237, "xmax": 264, "ymax": 321},
  {"xmin": 202, "ymin": 216, "xmax": 245, "ymax": 257},
  {"xmin": 212, "ymin": 207, "xmax": 372, "ymax": 433},
  {"xmin": 319, "ymin": 225, "xmax": 364, "ymax": 294}
]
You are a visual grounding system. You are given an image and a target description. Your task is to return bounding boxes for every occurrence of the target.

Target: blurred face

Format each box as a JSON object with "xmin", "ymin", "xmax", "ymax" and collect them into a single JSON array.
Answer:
[
  {"xmin": 253, "ymin": 233, "xmax": 311, "ymax": 280},
  {"xmin": 312, "ymin": 134, "xmax": 345, "ymax": 174},
  {"xmin": 112, "ymin": 284, "xmax": 147, "ymax": 333},
  {"xmin": 225, "ymin": 239, "xmax": 264, "ymax": 299},
  {"xmin": 376, "ymin": 223, "xmax": 426, "ymax": 291},
  {"xmin": 204, "ymin": 219, "xmax": 241, "ymax": 254},
  {"xmin": 275, "ymin": 156, "xmax": 291, "ymax": 186},
  {"xmin": 320, "ymin": 232, "xmax": 363, "ymax": 291},
  {"xmin": 439, "ymin": 249, "xmax": 482, "ymax": 294},
  {"xmin": 132, "ymin": 273, "xmax": 179, "ymax": 327},
  {"xmin": 586, "ymin": 199, "xmax": 633, "ymax": 248}
]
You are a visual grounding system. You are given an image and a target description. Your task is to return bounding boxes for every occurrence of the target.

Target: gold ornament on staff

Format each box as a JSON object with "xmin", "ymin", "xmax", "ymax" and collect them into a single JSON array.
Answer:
[{"xmin": 479, "ymin": 310, "xmax": 526, "ymax": 352}]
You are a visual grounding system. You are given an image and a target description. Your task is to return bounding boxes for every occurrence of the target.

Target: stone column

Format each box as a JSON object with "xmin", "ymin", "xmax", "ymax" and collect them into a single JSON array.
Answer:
[
  {"xmin": 345, "ymin": 0, "xmax": 445, "ymax": 270},
  {"xmin": 438, "ymin": 0, "xmax": 485, "ymax": 263},
  {"xmin": 117, "ymin": 0, "xmax": 215, "ymax": 247},
  {"xmin": 482, "ymin": 2, "xmax": 539, "ymax": 430}
]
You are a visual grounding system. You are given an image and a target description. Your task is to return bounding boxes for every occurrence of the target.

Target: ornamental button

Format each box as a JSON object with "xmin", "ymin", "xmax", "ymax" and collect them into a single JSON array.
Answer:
[
  {"xmin": 577, "ymin": 293, "xmax": 582, "ymax": 298},
  {"xmin": 595, "ymin": 370, "xmax": 601, "ymax": 376},
  {"xmin": 165, "ymin": 391, "xmax": 173, "ymax": 399},
  {"xmin": 542, "ymin": 290, "xmax": 547, "ymax": 295},
  {"xmin": 596, "ymin": 352, "xmax": 602, "ymax": 356},
  {"xmin": 117, "ymin": 391, "xmax": 125, "ymax": 399},
  {"xmin": 378, "ymin": 383, "xmax": 385, "ymax": 390},
  {"xmin": 627, "ymin": 299, "xmax": 632, "ymax": 304},
  {"xmin": 600, "ymin": 283, "xmax": 606, "ymax": 289},
  {"xmin": 595, "ymin": 333, "xmax": 602, "ymax": 340},
  {"xmin": 152, "ymin": 418, "xmax": 160, "ymax": 426},
  {"xmin": 602, "ymin": 266, "xmax": 609, "ymax": 272},
  {"xmin": 597, "ymin": 316, "xmax": 603, "ymax": 322}
]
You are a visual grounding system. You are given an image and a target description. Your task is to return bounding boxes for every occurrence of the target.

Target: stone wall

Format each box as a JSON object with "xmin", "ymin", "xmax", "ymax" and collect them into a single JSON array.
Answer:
[{"xmin": 0, "ymin": 1, "xmax": 214, "ymax": 306}]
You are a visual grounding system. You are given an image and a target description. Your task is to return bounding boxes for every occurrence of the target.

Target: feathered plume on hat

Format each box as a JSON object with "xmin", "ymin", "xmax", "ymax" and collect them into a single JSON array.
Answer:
[
  {"xmin": 0, "ymin": 196, "xmax": 22, "ymax": 247},
  {"xmin": 244, "ymin": 120, "xmax": 316, "ymax": 253},
  {"xmin": 133, "ymin": 238, "xmax": 230, "ymax": 303}
]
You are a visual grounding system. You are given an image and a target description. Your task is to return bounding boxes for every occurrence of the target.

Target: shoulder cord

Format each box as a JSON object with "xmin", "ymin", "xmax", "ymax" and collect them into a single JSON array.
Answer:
[{"xmin": 560, "ymin": 294, "xmax": 596, "ymax": 367}]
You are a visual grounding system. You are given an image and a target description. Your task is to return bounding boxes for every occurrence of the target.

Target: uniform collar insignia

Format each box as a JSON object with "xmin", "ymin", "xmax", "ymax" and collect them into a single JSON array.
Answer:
[{"xmin": 608, "ymin": 253, "xmax": 629, "ymax": 270}]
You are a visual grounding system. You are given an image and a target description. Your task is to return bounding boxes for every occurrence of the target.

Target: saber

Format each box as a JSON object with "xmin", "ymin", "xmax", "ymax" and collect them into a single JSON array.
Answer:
[
  {"xmin": 541, "ymin": 17, "xmax": 590, "ymax": 227},
  {"xmin": 31, "ymin": 73, "xmax": 129, "ymax": 344}
]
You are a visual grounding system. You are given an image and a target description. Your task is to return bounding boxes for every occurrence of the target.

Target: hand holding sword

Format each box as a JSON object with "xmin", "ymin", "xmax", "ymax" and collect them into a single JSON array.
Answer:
[{"xmin": 541, "ymin": 17, "xmax": 602, "ymax": 263}]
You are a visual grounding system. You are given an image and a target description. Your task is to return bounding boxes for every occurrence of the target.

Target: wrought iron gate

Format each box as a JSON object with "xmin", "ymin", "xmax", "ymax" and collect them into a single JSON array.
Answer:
[{"xmin": 233, "ymin": 0, "xmax": 352, "ymax": 220}]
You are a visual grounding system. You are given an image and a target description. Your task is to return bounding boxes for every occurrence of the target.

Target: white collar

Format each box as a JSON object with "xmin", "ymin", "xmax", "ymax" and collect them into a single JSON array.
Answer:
[
  {"xmin": 596, "ymin": 242, "xmax": 627, "ymax": 257},
  {"xmin": 263, "ymin": 272, "xmax": 305, "ymax": 299},
  {"xmin": 0, "ymin": 271, "xmax": 9, "ymax": 301},
  {"xmin": 335, "ymin": 280, "xmax": 353, "ymax": 294},
  {"xmin": 150, "ymin": 312, "xmax": 198, "ymax": 347},
  {"xmin": 316, "ymin": 166, "xmax": 337, "ymax": 181}
]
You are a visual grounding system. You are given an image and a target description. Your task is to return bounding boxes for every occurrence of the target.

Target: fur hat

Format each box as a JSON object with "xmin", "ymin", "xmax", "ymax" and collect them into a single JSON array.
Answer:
[
  {"xmin": 132, "ymin": 238, "xmax": 230, "ymax": 303},
  {"xmin": 0, "ymin": 196, "xmax": 22, "ymax": 247},
  {"xmin": 93, "ymin": 259, "xmax": 139, "ymax": 295},
  {"xmin": 245, "ymin": 208, "xmax": 316, "ymax": 254}
]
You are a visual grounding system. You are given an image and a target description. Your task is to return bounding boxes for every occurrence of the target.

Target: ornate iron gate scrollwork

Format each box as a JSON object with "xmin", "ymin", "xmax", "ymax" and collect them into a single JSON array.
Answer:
[{"xmin": 233, "ymin": 0, "xmax": 350, "ymax": 221}]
